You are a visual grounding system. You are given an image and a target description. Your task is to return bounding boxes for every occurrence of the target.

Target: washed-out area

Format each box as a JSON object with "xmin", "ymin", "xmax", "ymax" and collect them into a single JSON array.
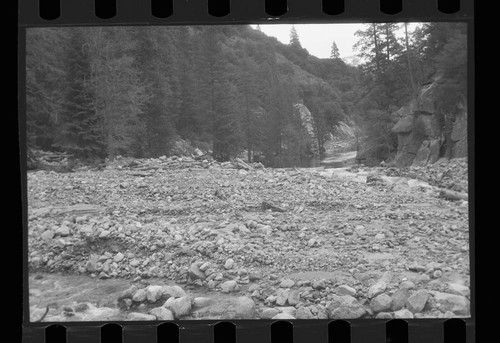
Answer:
[{"xmin": 27, "ymin": 156, "xmax": 470, "ymax": 321}]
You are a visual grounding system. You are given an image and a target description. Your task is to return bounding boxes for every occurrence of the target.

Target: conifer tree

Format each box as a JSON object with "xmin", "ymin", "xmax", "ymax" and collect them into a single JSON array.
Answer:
[
  {"xmin": 289, "ymin": 26, "xmax": 301, "ymax": 47},
  {"xmin": 26, "ymin": 28, "xmax": 68, "ymax": 150},
  {"xmin": 330, "ymin": 41, "xmax": 340, "ymax": 59},
  {"xmin": 55, "ymin": 28, "xmax": 105, "ymax": 159}
]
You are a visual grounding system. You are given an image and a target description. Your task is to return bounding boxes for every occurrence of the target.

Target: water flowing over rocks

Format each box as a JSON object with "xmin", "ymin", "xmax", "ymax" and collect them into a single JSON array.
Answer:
[{"xmin": 28, "ymin": 155, "xmax": 469, "ymax": 320}]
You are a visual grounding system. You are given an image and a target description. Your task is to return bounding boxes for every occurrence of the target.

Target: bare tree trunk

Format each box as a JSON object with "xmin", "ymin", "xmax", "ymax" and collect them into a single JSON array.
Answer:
[
  {"xmin": 404, "ymin": 23, "xmax": 417, "ymax": 98},
  {"xmin": 372, "ymin": 24, "xmax": 381, "ymax": 73},
  {"xmin": 385, "ymin": 25, "xmax": 391, "ymax": 61}
]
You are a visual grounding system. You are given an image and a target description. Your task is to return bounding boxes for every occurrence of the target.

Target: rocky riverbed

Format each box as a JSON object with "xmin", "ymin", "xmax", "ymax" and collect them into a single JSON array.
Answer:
[{"xmin": 27, "ymin": 156, "xmax": 470, "ymax": 321}]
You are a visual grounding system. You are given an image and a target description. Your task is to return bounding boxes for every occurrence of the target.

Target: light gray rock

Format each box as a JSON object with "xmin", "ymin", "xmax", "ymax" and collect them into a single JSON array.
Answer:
[
  {"xmin": 220, "ymin": 280, "xmax": 240, "ymax": 293},
  {"xmin": 433, "ymin": 270, "xmax": 443, "ymax": 278},
  {"xmin": 191, "ymin": 296, "xmax": 256, "ymax": 319},
  {"xmin": 126, "ymin": 312, "xmax": 156, "ymax": 321},
  {"xmin": 193, "ymin": 297, "xmax": 213, "ymax": 309},
  {"xmin": 276, "ymin": 289, "xmax": 290, "ymax": 306},
  {"xmin": 280, "ymin": 279, "xmax": 295, "ymax": 288},
  {"xmin": 432, "ymin": 292, "xmax": 470, "ymax": 316},
  {"xmin": 276, "ymin": 306, "xmax": 296, "ymax": 316},
  {"xmin": 447, "ymin": 283, "xmax": 470, "ymax": 297},
  {"xmin": 132, "ymin": 288, "xmax": 147, "ymax": 303},
  {"xmin": 56, "ymin": 225, "xmax": 70, "ymax": 237},
  {"xmin": 118, "ymin": 285, "xmax": 138, "ymax": 300},
  {"xmin": 368, "ymin": 281, "xmax": 387, "ymax": 299},
  {"xmin": 312, "ymin": 279, "xmax": 326, "ymax": 290},
  {"xmin": 248, "ymin": 284, "xmax": 260, "ymax": 292},
  {"xmin": 295, "ymin": 306, "xmax": 314, "ymax": 319},
  {"xmin": 370, "ymin": 293, "xmax": 392, "ymax": 313},
  {"xmin": 287, "ymin": 290, "xmax": 301, "ymax": 306},
  {"xmin": 164, "ymin": 296, "xmax": 192, "ymax": 319},
  {"xmin": 266, "ymin": 295, "xmax": 277, "ymax": 304},
  {"xmin": 146, "ymin": 285, "xmax": 164, "ymax": 303},
  {"xmin": 312, "ymin": 304, "xmax": 329, "ymax": 319},
  {"xmin": 85, "ymin": 254, "xmax": 99, "ymax": 272},
  {"xmin": 326, "ymin": 295, "xmax": 366, "ymax": 319},
  {"xmin": 199, "ymin": 262, "xmax": 211, "ymax": 271},
  {"xmin": 272, "ymin": 313, "xmax": 295, "ymax": 320},
  {"xmin": 188, "ymin": 263, "xmax": 206, "ymax": 280},
  {"xmin": 162, "ymin": 285, "xmax": 187, "ymax": 299},
  {"xmin": 224, "ymin": 258, "xmax": 235, "ymax": 269},
  {"xmin": 375, "ymin": 312, "xmax": 393, "ymax": 319},
  {"xmin": 374, "ymin": 233, "xmax": 385, "ymax": 240},
  {"xmin": 150, "ymin": 307, "xmax": 174, "ymax": 320},
  {"xmin": 394, "ymin": 309, "xmax": 414, "ymax": 319},
  {"xmin": 400, "ymin": 281, "xmax": 415, "ymax": 290},
  {"xmin": 130, "ymin": 259, "xmax": 140, "ymax": 267},
  {"xmin": 99, "ymin": 230, "xmax": 110, "ymax": 238},
  {"xmin": 260, "ymin": 308, "xmax": 279, "ymax": 319},
  {"xmin": 114, "ymin": 252, "xmax": 124, "ymax": 262},
  {"xmin": 336, "ymin": 285, "xmax": 356, "ymax": 297},
  {"xmin": 391, "ymin": 288, "xmax": 411, "ymax": 311},
  {"xmin": 406, "ymin": 290, "xmax": 429, "ymax": 313},
  {"xmin": 232, "ymin": 296, "xmax": 256, "ymax": 319},
  {"xmin": 41, "ymin": 230, "xmax": 55, "ymax": 241}
]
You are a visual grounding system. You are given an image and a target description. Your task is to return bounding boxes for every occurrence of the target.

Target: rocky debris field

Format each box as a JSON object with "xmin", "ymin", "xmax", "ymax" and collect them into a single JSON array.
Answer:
[
  {"xmin": 380, "ymin": 158, "xmax": 468, "ymax": 193},
  {"xmin": 27, "ymin": 155, "xmax": 470, "ymax": 321}
]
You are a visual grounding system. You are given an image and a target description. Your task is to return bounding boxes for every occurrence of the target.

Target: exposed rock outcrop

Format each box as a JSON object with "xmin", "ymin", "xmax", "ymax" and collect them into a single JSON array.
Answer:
[
  {"xmin": 294, "ymin": 103, "xmax": 320, "ymax": 155},
  {"xmin": 391, "ymin": 78, "xmax": 467, "ymax": 167}
]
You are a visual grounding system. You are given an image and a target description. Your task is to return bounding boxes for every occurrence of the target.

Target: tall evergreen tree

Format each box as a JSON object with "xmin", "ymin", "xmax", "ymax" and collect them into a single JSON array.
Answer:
[
  {"xmin": 132, "ymin": 27, "xmax": 180, "ymax": 157},
  {"xmin": 26, "ymin": 28, "xmax": 68, "ymax": 150},
  {"xmin": 330, "ymin": 41, "xmax": 340, "ymax": 59},
  {"xmin": 289, "ymin": 26, "xmax": 301, "ymax": 47},
  {"xmin": 55, "ymin": 28, "xmax": 105, "ymax": 159},
  {"xmin": 86, "ymin": 27, "xmax": 148, "ymax": 158}
]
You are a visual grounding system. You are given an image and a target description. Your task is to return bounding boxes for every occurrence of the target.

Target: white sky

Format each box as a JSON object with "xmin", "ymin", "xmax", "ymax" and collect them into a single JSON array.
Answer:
[{"xmin": 251, "ymin": 23, "xmax": 422, "ymax": 59}]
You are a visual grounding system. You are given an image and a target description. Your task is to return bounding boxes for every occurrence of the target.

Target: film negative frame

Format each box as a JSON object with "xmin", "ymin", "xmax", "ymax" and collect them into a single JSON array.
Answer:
[{"xmin": 19, "ymin": 0, "xmax": 475, "ymax": 342}]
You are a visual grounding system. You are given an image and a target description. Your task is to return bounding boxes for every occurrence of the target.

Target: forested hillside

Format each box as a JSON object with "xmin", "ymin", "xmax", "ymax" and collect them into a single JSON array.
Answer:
[
  {"xmin": 26, "ymin": 25, "xmax": 358, "ymax": 167},
  {"xmin": 25, "ymin": 23, "xmax": 466, "ymax": 167}
]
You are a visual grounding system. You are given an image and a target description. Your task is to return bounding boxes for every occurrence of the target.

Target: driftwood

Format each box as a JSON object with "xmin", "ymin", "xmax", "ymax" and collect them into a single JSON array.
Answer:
[
  {"xmin": 261, "ymin": 201, "xmax": 286, "ymax": 212},
  {"xmin": 27, "ymin": 148, "xmax": 74, "ymax": 172},
  {"xmin": 30, "ymin": 204, "xmax": 102, "ymax": 218},
  {"xmin": 439, "ymin": 189, "xmax": 468, "ymax": 201},
  {"xmin": 234, "ymin": 158, "xmax": 253, "ymax": 171}
]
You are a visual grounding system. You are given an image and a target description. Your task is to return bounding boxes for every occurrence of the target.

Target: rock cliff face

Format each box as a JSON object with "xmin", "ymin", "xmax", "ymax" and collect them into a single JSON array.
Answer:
[
  {"xmin": 294, "ymin": 103, "xmax": 320, "ymax": 155},
  {"xmin": 391, "ymin": 80, "xmax": 467, "ymax": 167}
]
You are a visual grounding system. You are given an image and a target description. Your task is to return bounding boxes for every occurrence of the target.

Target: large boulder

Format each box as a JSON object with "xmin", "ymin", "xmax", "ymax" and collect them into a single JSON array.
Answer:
[
  {"xmin": 370, "ymin": 293, "xmax": 392, "ymax": 313},
  {"xmin": 146, "ymin": 285, "xmax": 164, "ymax": 303},
  {"xmin": 161, "ymin": 285, "xmax": 187, "ymax": 299},
  {"xmin": 163, "ymin": 296, "xmax": 193, "ymax": 319},
  {"xmin": 432, "ymin": 292, "xmax": 470, "ymax": 316},
  {"xmin": 191, "ymin": 296, "xmax": 256, "ymax": 319},
  {"xmin": 326, "ymin": 295, "xmax": 366, "ymax": 319},
  {"xmin": 260, "ymin": 307, "xmax": 280, "ymax": 319},
  {"xmin": 391, "ymin": 288, "xmax": 411, "ymax": 311},
  {"xmin": 406, "ymin": 290, "xmax": 430, "ymax": 314},
  {"xmin": 295, "ymin": 306, "xmax": 314, "ymax": 319},
  {"xmin": 150, "ymin": 307, "xmax": 174, "ymax": 320}
]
